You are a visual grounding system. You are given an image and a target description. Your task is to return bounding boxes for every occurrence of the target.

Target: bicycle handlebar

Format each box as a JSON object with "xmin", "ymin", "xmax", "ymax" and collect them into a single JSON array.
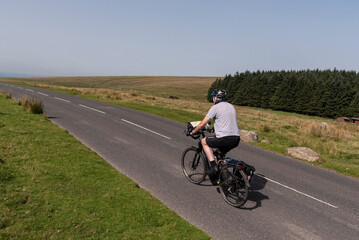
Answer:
[{"xmin": 184, "ymin": 128, "xmax": 214, "ymax": 139}]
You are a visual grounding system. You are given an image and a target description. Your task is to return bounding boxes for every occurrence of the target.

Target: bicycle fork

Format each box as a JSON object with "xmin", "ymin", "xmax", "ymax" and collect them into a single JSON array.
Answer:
[{"xmin": 191, "ymin": 152, "xmax": 201, "ymax": 170}]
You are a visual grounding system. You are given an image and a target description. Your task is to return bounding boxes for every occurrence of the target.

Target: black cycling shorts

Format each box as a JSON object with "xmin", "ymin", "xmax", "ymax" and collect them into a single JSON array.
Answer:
[{"xmin": 205, "ymin": 135, "xmax": 240, "ymax": 154}]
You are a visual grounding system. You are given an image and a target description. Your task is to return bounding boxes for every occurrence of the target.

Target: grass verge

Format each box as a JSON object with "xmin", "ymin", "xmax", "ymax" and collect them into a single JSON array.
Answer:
[
  {"xmin": 0, "ymin": 93, "xmax": 210, "ymax": 239},
  {"xmin": 1, "ymin": 77, "xmax": 358, "ymax": 179},
  {"xmin": 13, "ymin": 95, "xmax": 44, "ymax": 114}
]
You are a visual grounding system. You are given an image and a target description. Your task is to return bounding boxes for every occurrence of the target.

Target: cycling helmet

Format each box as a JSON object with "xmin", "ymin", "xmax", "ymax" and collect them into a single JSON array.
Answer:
[{"xmin": 211, "ymin": 89, "xmax": 227, "ymax": 99}]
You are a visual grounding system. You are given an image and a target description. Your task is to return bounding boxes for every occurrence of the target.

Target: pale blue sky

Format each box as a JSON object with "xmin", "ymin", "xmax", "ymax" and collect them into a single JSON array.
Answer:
[{"xmin": 1, "ymin": 0, "xmax": 358, "ymax": 76}]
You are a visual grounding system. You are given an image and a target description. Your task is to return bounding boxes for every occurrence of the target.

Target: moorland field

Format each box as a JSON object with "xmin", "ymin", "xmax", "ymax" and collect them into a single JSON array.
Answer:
[
  {"xmin": 1, "ymin": 75, "xmax": 358, "ymax": 178},
  {"xmin": 0, "ymin": 77, "xmax": 212, "ymax": 239}
]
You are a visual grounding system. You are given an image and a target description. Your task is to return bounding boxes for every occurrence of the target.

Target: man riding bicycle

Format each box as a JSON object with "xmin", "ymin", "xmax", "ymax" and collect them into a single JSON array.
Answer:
[{"xmin": 190, "ymin": 89, "xmax": 240, "ymax": 185}]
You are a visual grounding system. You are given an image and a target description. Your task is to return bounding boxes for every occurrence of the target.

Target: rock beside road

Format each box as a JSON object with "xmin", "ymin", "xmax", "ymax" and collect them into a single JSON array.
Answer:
[
  {"xmin": 319, "ymin": 122, "xmax": 329, "ymax": 128},
  {"xmin": 261, "ymin": 139, "xmax": 271, "ymax": 144},
  {"xmin": 287, "ymin": 147, "xmax": 320, "ymax": 162},
  {"xmin": 240, "ymin": 130, "xmax": 258, "ymax": 143}
]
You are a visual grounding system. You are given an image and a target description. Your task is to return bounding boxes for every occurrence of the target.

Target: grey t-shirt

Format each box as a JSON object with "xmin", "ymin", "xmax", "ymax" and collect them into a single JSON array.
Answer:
[{"xmin": 206, "ymin": 101, "xmax": 240, "ymax": 138}]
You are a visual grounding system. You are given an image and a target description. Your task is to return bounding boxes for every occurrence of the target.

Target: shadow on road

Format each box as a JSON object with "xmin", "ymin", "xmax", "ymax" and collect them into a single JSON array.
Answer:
[
  {"xmin": 193, "ymin": 173, "xmax": 270, "ymax": 210},
  {"xmin": 198, "ymin": 178, "xmax": 218, "ymax": 187},
  {"xmin": 47, "ymin": 116, "xmax": 62, "ymax": 119},
  {"xmin": 241, "ymin": 174, "xmax": 269, "ymax": 210}
]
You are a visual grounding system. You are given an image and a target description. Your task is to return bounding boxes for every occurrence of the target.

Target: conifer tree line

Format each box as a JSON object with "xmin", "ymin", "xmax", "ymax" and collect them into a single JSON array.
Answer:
[{"xmin": 208, "ymin": 69, "xmax": 359, "ymax": 118}]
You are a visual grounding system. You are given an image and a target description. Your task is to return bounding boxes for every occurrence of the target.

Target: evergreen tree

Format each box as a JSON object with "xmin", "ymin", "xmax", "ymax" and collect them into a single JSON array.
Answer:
[
  {"xmin": 208, "ymin": 69, "xmax": 359, "ymax": 119},
  {"xmin": 348, "ymin": 92, "xmax": 359, "ymax": 118},
  {"xmin": 269, "ymin": 71, "xmax": 296, "ymax": 111}
]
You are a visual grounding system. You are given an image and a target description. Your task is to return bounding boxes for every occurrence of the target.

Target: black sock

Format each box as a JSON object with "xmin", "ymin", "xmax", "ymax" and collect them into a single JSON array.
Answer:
[{"xmin": 210, "ymin": 161, "xmax": 216, "ymax": 168}]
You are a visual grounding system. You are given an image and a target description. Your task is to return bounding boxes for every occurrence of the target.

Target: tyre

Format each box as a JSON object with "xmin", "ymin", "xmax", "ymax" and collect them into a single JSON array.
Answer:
[
  {"xmin": 181, "ymin": 147, "xmax": 206, "ymax": 184},
  {"xmin": 218, "ymin": 166, "xmax": 249, "ymax": 207}
]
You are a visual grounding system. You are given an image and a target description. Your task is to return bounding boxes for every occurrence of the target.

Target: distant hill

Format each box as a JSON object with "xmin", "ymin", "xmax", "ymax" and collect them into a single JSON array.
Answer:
[{"xmin": 0, "ymin": 72, "xmax": 35, "ymax": 77}]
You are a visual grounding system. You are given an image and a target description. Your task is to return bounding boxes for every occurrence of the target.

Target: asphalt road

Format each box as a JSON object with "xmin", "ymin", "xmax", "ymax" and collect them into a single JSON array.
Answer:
[{"xmin": 1, "ymin": 83, "xmax": 359, "ymax": 240}]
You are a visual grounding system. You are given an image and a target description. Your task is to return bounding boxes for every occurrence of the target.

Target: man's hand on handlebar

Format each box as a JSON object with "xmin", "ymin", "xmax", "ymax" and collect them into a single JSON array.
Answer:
[{"xmin": 186, "ymin": 128, "xmax": 213, "ymax": 137}]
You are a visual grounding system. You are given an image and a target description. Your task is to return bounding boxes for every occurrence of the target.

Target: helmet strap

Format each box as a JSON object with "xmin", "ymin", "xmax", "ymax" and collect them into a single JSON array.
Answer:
[{"xmin": 215, "ymin": 98, "xmax": 226, "ymax": 104}]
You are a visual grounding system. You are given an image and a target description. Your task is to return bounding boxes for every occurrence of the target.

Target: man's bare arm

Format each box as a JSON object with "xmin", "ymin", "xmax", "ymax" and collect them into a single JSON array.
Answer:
[{"xmin": 191, "ymin": 116, "xmax": 211, "ymax": 135}]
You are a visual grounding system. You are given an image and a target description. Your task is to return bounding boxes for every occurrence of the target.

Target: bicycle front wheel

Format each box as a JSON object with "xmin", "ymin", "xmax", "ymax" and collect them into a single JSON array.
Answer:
[
  {"xmin": 218, "ymin": 166, "xmax": 249, "ymax": 208},
  {"xmin": 181, "ymin": 147, "xmax": 206, "ymax": 184}
]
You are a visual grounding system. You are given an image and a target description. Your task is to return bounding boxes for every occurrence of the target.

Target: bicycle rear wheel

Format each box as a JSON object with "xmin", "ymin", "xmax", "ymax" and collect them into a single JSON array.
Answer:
[
  {"xmin": 218, "ymin": 166, "xmax": 249, "ymax": 207},
  {"xmin": 181, "ymin": 147, "xmax": 206, "ymax": 184}
]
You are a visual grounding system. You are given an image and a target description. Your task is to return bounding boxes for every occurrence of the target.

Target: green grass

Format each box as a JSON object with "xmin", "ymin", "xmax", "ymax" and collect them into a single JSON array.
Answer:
[
  {"xmin": 1, "ymin": 76, "xmax": 217, "ymax": 101},
  {"xmin": 0, "ymin": 94, "xmax": 210, "ymax": 239},
  {"xmin": 14, "ymin": 85, "xmax": 205, "ymax": 123},
  {"xmin": 113, "ymin": 102, "xmax": 203, "ymax": 123},
  {"xmin": 1, "ymin": 76, "xmax": 358, "ymax": 179},
  {"xmin": 14, "ymin": 95, "xmax": 44, "ymax": 114}
]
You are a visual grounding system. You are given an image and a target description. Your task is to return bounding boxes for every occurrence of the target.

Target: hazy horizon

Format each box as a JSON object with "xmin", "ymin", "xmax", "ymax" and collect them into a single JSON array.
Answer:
[{"xmin": 1, "ymin": 0, "xmax": 358, "ymax": 77}]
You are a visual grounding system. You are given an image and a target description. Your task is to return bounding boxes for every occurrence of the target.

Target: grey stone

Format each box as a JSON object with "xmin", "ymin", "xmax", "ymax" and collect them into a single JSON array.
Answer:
[
  {"xmin": 287, "ymin": 147, "xmax": 320, "ymax": 162},
  {"xmin": 319, "ymin": 122, "xmax": 329, "ymax": 128},
  {"xmin": 240, "ymin": 130, "xmax": 258, "ymax": 143}
]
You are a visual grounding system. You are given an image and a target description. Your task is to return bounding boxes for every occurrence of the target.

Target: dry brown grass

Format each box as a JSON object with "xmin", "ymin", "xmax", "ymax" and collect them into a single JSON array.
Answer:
[
  {"xmin": 0, "ymin": 90, "xmax": 12, "ymax": 99},
  {"xmin": 1, "ymin": 76, "xmax": 358, "ymax": 177},
  {"xmin": 1, "ymin": 76, "xmax": 218, "ymax": 101},
  {"xmin": 13, "ymin": 95, "xmax": 44, "ymax": 114},
  {"xmin": 237, "ymin": 106, "xmax": 359, "ymax": 162},
  {"xmin": 26, "ymin": 83, "xmax": 213, "ymax": 117},
  {"xmin": 26, "ymin": 83, "xmax": 359, "ymax": 163}
]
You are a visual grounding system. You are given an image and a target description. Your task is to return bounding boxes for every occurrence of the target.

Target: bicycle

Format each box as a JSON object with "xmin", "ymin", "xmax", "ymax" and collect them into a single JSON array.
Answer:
[{"xmin": 181, "ymin": 122, "xmax": 255, "ymax": 208}]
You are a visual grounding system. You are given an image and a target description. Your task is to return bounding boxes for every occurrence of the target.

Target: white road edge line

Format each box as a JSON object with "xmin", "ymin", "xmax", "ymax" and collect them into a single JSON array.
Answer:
[
  {"xmin": 37, "ymin": 92, "xmax": 49, "ymax": 96},
  {"xmin": 121, "ymin": 119, "xmax": 171, "ymax": 140},
  {"xmin": 54, "ymin": 97, "xmax": 71, "ymax": 103},
  {"xmin": 256, "ymin": 174, "xmax": 339, "ymax": 208},
  {"xmin": 25, "ymin": 89, "xmax": 34, "ymax": 92},
  {"xmin": 79, "ymin": 104, "xmax": 106, "ymax": 114}
]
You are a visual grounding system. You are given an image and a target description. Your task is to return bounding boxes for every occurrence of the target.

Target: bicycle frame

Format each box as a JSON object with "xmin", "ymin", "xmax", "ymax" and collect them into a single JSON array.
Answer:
[
  {"xmin": 188, "ymin": 130, "xmax": 255, "ymax": 184},
  {"xmin": 181, "ymin": 129, "xmax": 255, "ymax": 207},
  {"xmin": 222, "ymin": 157, "xmax": 255, "ymax": 183},
  {"xmin": 190, "ymin": 130, "xmax": 231, "ymax": 172},
  {"xmin": 182, "ymin": 128, "xmax": 255, "ymax": 207},
  {"xmin": 193, "ymin": 133, "xmax": 211, "ymax": 171}
]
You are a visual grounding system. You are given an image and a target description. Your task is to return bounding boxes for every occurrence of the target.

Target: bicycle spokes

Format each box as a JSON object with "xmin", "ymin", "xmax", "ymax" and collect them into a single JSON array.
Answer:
[
  {"xmin": 190, "ymin": 153, "xmax": 200, "ymax": 170},
  {"xmin": 181, "ymin": 147, "xmax": 206, "ymax": 184},
  {"xmin": 218, "ymin": 166, "xmax": 249, "ymax": 208}
]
